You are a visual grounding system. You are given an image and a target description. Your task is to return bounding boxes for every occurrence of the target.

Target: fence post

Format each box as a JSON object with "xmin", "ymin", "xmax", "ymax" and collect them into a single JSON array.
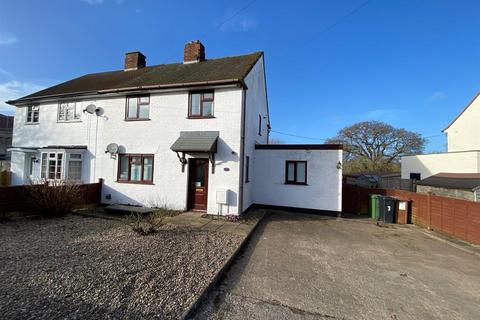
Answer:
[{"xmin": 427, "ymin": 192, "xmax": 432, "ymax": 229}]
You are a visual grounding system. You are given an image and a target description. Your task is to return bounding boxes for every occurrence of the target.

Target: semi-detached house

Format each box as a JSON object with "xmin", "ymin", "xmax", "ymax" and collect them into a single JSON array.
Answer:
[{"xmin": 7, "ymin": 41, "xmax": 343, "ymax": 215}]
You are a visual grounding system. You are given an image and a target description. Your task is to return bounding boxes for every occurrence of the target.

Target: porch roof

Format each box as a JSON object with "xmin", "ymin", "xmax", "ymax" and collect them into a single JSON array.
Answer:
[{"xmin": 170, "ymin": 131, "xmax": 219, "ymax": 153}]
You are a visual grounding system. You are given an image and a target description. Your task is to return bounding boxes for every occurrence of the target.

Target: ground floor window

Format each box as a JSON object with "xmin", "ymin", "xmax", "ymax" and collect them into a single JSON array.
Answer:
[
  {"xmin": 40, "ymin": 151, "xmax": 83, "ymax": 181},
  {"xmin": 41, "ymin": 152, "xmax": 63, "ymax": 180},
  {"xmin": 118, "ymin": 154, "xmax": 154, "ymax": 184},
  {"xmin": 285, "ymin": 160, "xmax": 307, "ymax": 185},
  {"xmin": 67, "ymin": 153, "xmax": 83, "ymax": 181}
]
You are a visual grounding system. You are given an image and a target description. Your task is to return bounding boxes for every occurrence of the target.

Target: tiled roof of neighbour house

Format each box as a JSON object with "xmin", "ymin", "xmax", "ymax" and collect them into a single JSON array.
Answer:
[
  {"xmin": 416, "ymin": 173, "xmax": 480, "ymax": 191},
  {"xmin": 0, "ymin": 114, "xmax": 14, "ymax": 129},
  {"xmin": 6, "ymin": 52, "xmax": 263, "ymax": 105}
]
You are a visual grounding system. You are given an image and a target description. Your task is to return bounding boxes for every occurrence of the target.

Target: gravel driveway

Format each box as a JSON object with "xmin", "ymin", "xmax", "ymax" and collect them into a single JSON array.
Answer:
[{"xmin": 0, "ymin": 214, "xmax": 243, "ymax": 319}]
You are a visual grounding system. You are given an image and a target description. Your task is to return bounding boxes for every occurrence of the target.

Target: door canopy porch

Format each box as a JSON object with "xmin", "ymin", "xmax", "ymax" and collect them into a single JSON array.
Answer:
[{"xmin": 170, "ymin": 131, "xmax": 219, "ymax": 173}]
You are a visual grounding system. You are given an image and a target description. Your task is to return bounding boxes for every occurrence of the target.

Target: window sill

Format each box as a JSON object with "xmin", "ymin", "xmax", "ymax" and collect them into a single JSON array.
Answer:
[
  {"xmin": 187, "ymin": 116, "xmax": 216, "ymax": 119},
  {"xmin": 117, "ymin": 180, "xmax": 154, "ymax": 185},
  {"xmin": 25, "ymin": 122, "xmax": 40, "ymax": 125},
  {"xmin": 124, "ymin": 118, "xmax": 151, "ymax": 122},
  {"xmin": 285, "ymin": 182, "xmax": 308, "ymax": 186},
  {"xmin": 57, "ymin": 120, "xmax": 82, "ymax": 123}
]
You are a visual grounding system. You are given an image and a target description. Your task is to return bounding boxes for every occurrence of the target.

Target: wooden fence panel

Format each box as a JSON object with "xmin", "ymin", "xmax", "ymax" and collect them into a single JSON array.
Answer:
[
  {"xmin": 342, "ymin": 184, "xmax": 480, "ymax": 245},
  {"xmin": 0, "ymin": 181, "xmax": 102, "ymax": 213}
]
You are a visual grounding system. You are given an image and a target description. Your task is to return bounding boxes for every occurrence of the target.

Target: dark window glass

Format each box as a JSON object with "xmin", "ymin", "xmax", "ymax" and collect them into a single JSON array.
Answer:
[
  {"xmin": 285, "ymin": 161, "xmax": 307, "ymax": 185},
  {"xmin": 245, "ymin": 156, "xmax": 250, "ymax": 183}
]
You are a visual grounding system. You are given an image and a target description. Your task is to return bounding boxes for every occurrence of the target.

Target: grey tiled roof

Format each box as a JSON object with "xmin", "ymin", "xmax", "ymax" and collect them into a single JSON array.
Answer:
[{"xmin": 8, "ymin": 52, "xmax": 263, "ymax": 104}]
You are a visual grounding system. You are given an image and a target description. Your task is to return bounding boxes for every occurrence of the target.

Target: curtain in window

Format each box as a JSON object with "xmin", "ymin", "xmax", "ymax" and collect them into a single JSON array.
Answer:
[{"xmin": 130, "ymin": 156, "xmax": 142, "ymax": 181}]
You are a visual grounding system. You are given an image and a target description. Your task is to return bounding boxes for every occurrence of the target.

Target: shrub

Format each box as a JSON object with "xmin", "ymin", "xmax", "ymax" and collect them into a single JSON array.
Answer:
[
  {"xmin": 26, "ymin": 179, "xmax": 82, "ymax": 218},
  {"xmin": 122, "ymin": 212, "xmax": 157, "ymax": 236}
]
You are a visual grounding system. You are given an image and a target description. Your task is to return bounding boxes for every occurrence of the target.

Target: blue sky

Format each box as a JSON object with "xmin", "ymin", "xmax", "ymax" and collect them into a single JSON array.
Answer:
[{"xmin": 1, "ymin": 0, "xmax": 479, "ymax": 152}]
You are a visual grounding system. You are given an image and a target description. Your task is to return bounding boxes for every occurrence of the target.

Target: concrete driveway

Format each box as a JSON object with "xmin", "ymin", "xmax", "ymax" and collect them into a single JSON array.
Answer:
[{"xmin": 194, "ymin": 211, "xmax": 480, "ymax": 320}]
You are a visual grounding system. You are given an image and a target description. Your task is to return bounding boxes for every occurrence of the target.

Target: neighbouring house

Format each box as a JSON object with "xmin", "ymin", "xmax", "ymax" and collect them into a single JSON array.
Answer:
[
  {"xmin": 402, "ymin": 92, "xmax": 480, "ymax": 181},
  {"xmin": 415, "ymin": 172, "xmax": 480, "ymax": 202},
  {"xmin": 6, "ymin": 41, "xmax": 343, "ymax": 215},
  {"xmin": 0, "ymin": 114, "xmax": 14, "ymax": 171}
]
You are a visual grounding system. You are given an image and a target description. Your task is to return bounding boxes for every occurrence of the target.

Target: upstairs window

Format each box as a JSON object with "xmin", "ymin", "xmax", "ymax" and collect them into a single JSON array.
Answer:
[
  {"xmin": 285, "ymin": 161, "xmax": 307, "ymax": 185},
  {"xmin": 189, "ymin": 91, "xmax": 214, "ymax": 118},
  {"xmin": 58, "ymin": 102, "xmax": 81, "ymax": 122},
  {"xmin": 118, "ymin": 154, "xmax": 154, "ymax": 184},
  {"xmin": 410, "ymin": 173, "xmax": 421, "ymax": 180},
  {"xmin": 26, "ymin": 105, "xmax": 39, "ymax": 124},
  {"xmin": 126, "ymin": 95, "xmax": 150, "ymax": 120}
]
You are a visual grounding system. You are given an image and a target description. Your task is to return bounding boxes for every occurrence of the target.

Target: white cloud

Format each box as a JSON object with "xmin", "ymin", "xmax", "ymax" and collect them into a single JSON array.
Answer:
[
  {"xmin": 0, "ymin": 81, "xmax": 45, "ymax": 115},
  {"xmin": 219, "ymin": 15, "xmax": 258, "ymax": 32},
  {"xmin": 0, "ymin": 32, "xmax": 18, "ymax": 45},
  {"xmin": 425, "ymin": 91, "xmax": 447, "ymax": 104},
  {"xmin": 364, "ymin": 108, "xmax": 397, "ymax": 120}
]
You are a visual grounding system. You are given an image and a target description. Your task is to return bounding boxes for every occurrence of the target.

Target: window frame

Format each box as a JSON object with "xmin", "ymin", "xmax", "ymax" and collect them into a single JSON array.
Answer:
[
  {"xmin": 41, "ymin": 152, "xmax": 64, "ymax": 180},
  {"xmin": 57, "ymin": 102, "xmax": 81, "ymax": 122},
  {"xmin": 245, "ymin": 156, "xmax": 250, "ymax": 183},
  {"xmin": 188, "ymin": 90, "xmax": 215, "ymax": 119},
  {"xmin": 67, "ymin": 153, "xmax": 83, "ymax": 181},
  {"xmin": 117, "ymin": 153, "xmax": 154, "ymax": 184},
  {"xmin": 125, "ymin": 95, "xmax": 151, "ymax": 121},
  {"xmin": 26, "ymin": 105, "xmax": 40, "ymax": 124},
  {"xmin": 285, "ymin": 160, "xmax": 308, "ymax": 185}
]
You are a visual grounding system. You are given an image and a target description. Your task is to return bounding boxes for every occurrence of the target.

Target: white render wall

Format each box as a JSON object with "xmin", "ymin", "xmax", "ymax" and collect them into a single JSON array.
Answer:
[
  {"xmin": 444, "ymin": 94, "xmax": 480, "ymax": 152},
  {"xmin": 10, "ymin": 86, "xmax": 244, "ymax": 215},
  {"xmin": 253, "ymin": 149, "xmax": 343, "ymax": 212},
  {"xmin": 401, "ymin": 151, "xmax": 480, "ymax": 179},
  {"xmin": 242, "ymin": 56, "xmax": 269, "ymax": 211}
]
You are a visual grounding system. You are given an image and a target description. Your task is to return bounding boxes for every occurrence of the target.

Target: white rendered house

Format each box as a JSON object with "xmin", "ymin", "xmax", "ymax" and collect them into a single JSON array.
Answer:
[
  {"xmin": 7, "ymin": 41, "xmax": 343, "ymax": 215},
  {"xmin": 402, "ymin": 92, "xmax": 480, "ymax": 181}
]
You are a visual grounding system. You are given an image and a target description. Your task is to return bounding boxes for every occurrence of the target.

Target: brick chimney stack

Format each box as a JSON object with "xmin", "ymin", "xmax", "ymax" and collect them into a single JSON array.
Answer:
[
  {"xmin": 184, "ymin": 40, "xmax": 205, "ymax": 63},
  {"xmin": 124, "ymin": 51, "xmax": 146, "ymax": 71}
]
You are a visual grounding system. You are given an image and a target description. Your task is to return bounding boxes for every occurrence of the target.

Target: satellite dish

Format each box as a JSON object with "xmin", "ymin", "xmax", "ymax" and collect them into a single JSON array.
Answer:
[
  {"xmin": 105, "ymin": 143, "xmax": 119, "ymax": 155},
  {"xmin": 84, "ymin": 104, "xmax": 98, "ymax": 114}
]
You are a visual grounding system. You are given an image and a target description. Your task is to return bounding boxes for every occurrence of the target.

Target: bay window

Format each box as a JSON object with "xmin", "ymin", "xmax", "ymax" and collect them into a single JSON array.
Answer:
[
  {"xmin": 40, "ymin": 151, "xmax": 84, "ymax": 181},
  {"xmin": 118, "ymin": 154, "xmax": 154, "ymax": 184}
]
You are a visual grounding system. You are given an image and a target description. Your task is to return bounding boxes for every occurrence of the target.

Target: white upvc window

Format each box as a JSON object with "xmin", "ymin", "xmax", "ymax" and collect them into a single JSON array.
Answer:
[
  {"xmin": 26, "ymin": 105, "xmax": 39, "ymax": 124},
  {"xmin": 41, "ymin": 152, "xmax": 63, "ymax": 180},
  {"xmin": 58, "ymin": 102, "xmax": 81, "ymax": 122},
  {"xmin": 67, "ymin": 153, "xmax": 83, "ymax": 181},
  {"xmin": 40, "ymin": 151, "xmax": 83, "ymax": 181}
]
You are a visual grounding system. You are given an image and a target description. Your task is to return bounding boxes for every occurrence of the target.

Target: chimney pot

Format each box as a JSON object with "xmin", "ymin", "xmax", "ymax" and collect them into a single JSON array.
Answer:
[
  {"xmin": 184, "ymin": 40, "xmax": 205, "ymax": 63},
  {"xmin": 124, "ymin": 51, "xmax": 146, "ymax": 71}
]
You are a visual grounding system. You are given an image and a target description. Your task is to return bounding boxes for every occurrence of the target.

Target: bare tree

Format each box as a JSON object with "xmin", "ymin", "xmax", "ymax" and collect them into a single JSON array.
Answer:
[{"xmin": 326, "ymin": 121, "xmax": 426, "ymax": 173}]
